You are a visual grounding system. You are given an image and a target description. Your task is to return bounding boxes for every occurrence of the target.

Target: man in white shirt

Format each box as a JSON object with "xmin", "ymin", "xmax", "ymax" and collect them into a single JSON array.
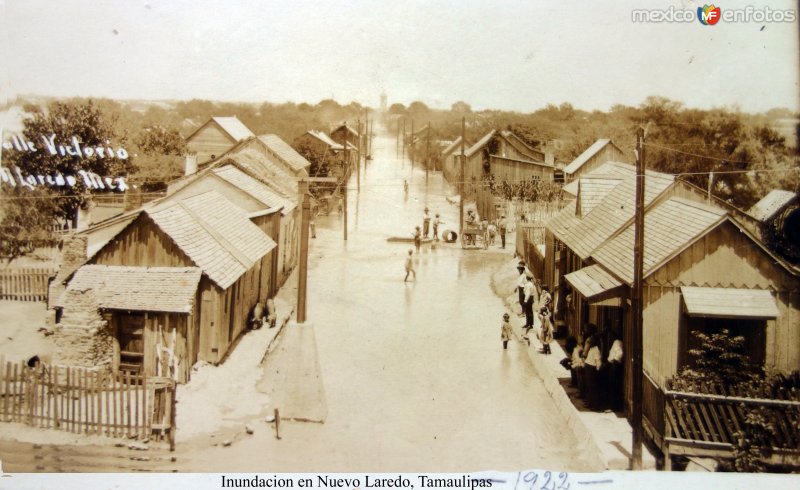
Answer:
[
  {"xmin": 515, "ymin": 266, "xmax": 526, "ymax": 314},
  {"xmin": 523, "ymin": 276, "xmax": 535, "ymax": 332}
]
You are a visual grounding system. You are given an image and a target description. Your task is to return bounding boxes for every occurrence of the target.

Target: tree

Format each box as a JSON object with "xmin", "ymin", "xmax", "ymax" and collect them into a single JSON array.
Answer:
[
  {"xmin": 451, "ymin": 101, "xmax": 472, "ymax": 113},
  {"xmin": 129, "ymin": 125, "xmax": 187, "ymax": 191},
  {"xmin": 3, "ymin": 100, "xmax": 135, "ymax": 228},
  {"xmin": 388, "ymin": 103, "xmax": 406, "ymax": 115}
]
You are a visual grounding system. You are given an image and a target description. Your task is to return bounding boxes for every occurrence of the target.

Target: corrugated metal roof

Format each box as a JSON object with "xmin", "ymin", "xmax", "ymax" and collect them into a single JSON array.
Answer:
[
  {"xmin": 593, "ymin": 197, "xmax": 726, "ymax": 284},
  {"xmin": 748, "ymin": 189, "xmax": 796, "ymax": 222},
  {"xmin": 564, "ymin": 139, "xmax": 612, "ymax": 175},
  {"xmin": 464, "ymin": 130, "xmax": 496, "ymax": 157},
  {"xmin": 258, "ymin": 134, "xmax": 312, "ymax": 171},
  {"xmin": 148, "ymin": 191, "xmax": 275, "ymax": 289},
  {"xmin": 211, "ymin": 117, "xmax": 255, "ymax": 142},
  {"xmin": 564, "ymin": 264, "xmax": 623, "ymax": 300},
  {"xmin": 681, "ymin": 286, "xmax": 779, "ymax": 319},
  {"xmin": 213, "ymin": 165, "xmax": 296, "ymax": 215},
  {"xmin": 57, "ymin": 265, "xmax": 202, "ymax": 313}
]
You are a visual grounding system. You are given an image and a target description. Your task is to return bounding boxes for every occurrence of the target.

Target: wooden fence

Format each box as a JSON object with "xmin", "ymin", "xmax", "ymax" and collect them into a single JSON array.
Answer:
[
  {"xmin": 0, "ymin": 360, "xmax": 176, "ymax": 449},
  {"xmin": 662, "ymin": 383, "xmax": 800, "ymax": 468},
  {"xmin": 0, "ymin": 267, "xmax": 55, "ymax": 302}
]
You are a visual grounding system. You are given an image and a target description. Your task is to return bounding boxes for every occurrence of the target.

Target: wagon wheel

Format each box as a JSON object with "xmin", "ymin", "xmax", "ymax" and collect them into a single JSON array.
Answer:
[{"xmin": 483, "ymin": 231, "xmax": 489, "ymax": 250}]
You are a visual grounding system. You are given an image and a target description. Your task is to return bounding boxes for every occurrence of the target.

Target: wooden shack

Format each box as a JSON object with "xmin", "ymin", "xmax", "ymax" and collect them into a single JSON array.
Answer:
[
  {"xmin": 185, "ymin": 116, "xmax": 256, "ymax": 165},
  {"xmin": 59, "ymin": 191, "xmax": 277, "ymax": 382},
  {"xmin": 440, "ymin": 136, "xmax": 466, "ymax": 185},
  {"xmin": 562, "ymin": 139, "xmax": 626, "ymax": 183},
  {"xmin": 462, "ymin": 130, "xmax": 547, "ymax": 196}
]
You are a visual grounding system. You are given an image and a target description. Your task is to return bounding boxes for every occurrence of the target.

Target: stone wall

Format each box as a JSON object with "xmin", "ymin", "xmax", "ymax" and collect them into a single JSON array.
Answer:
[
  {"xmin": 48, "ymin": 234, "xmax": 88, "ymax": 310},
  {"xmin": 53, "ymin": 287, "xmax": 115, "ymax": 369}
]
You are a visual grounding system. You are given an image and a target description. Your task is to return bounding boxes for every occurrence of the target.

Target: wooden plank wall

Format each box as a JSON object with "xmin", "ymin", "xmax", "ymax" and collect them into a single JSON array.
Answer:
[
  {"xmin": 0, "ymin": 267, "xmax": 55, "ymax": 302},
  {"xmin": 91, "ymin": 215, "xmax": 193, "ymax": 269},
  {"xmin": 186, "ymin": 123, "xmax": 236, "ymax": 164}
]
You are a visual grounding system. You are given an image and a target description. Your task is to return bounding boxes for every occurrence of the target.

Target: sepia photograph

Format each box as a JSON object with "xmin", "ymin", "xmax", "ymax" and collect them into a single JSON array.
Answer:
[{"xmin": 0, "ymin": 0, "xmax": 798, "ymax": 486}]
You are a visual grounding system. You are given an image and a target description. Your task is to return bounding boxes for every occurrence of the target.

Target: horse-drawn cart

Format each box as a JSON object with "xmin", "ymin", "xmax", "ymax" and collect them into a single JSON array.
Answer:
[{"xmin": 461, "ymin": 224, "xmax": 488, "ymax": 249}]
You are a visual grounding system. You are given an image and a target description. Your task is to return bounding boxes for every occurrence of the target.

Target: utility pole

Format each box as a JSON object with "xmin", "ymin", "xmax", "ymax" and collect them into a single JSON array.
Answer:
[
  {"xmin": 356, "ymin": 119, "xmax": 361, "ymax": 192},
  {"xmin": 396, "ymin": 118, "xmax": 400, "ymax": 156},
  {"xmin": 425, "ymin": 122, "xmax": 430, "ymax": 182},
  {"xmin": 401, "ymin": 119, "xmax": 406, "ymax": 161},
  {"xmin": 343, "ymin": 122, "xmax": 349, "ymax": 241},
  {"xmin": 297, "ymin": 179, "xmax": 310, "ymax": 323},
  {"xmin": 631, "ymin": 126, "xmax": 646, "ymax": 470},
  {"xmin": 459, "ymin": 117, "xmax": 465, "ymax": 238},
  {"xmin": 410, "ymin": 120, "xmax": 415, "ymax": 168}
]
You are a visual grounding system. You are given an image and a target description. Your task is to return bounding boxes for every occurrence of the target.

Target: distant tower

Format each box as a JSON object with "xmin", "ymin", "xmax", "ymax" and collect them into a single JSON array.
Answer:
[{"xmin": 380, "ymin": 92, "xmax": 387, "ymax": 113}]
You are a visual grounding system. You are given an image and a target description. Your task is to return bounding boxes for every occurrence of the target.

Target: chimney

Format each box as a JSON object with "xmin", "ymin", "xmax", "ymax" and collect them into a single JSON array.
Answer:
[
  {"xmin": 48, "ymin": 234, "xmax": 88, "ymax": 311},
  {"xmin": 184, "ymin": 153, "xmax": 198, "ymax": 176}
]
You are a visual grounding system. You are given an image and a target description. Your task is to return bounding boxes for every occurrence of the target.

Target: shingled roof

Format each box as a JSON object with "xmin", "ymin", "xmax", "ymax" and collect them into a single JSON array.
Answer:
[
  {"xmin": 212, "ymin": 165, "xmax": 296, "ymax": 215},
  {"xmin": 556, "ymin": 167, "xmax": 674, "ymax": 260},
  {"xmin": 57, "ymin": 265, "xmax": 202, "ymax": 313},
  {"xmin": 593, "ymin": 197, "xmax": 727, "ymax": 284},
  {"xmin": 305, "ymin": 130, "xmax": 343, "ymax": 150},
  {"xmin": 210, "ymin": 116, "xmax": 255, "ymax": 142},
  {"xmin": 258, "ymin": 134, "xmax": 312, "ymax": 172},
  {"xmin": 148, "ymin": 191, "xmax": 275, "ymax": 289},
  {"xmin": 442, "ymin": 136, "xmax": 467, "ymax": 156},
  {"xmin": 563, "ymin": 139, "xmax": 620, "ymax": 175}
]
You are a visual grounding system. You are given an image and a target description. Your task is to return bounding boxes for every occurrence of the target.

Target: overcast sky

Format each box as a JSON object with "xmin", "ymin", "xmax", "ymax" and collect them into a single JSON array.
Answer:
[{"xmin": 1, "ymin": 0, "xmax": 798, "ymax": 113}]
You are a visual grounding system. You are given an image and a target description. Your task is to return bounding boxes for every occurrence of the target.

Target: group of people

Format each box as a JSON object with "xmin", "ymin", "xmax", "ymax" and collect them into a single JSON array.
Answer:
[
  {"xmin": 561, "ymin": 324, "xmax": 624, "ymax": 412},
  {"xmin": 505, "ymin": 260, "xmax": 553, "ymax": 353},
  {"xmin": 464, "ymin": 210, "xmax": 508, "ymax": 248}
]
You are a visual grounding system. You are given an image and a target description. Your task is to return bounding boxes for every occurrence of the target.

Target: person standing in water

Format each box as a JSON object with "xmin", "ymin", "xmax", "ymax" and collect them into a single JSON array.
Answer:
[{"xmin": 404, "ymin": 249, "xmax": 416, "ymax": 282}]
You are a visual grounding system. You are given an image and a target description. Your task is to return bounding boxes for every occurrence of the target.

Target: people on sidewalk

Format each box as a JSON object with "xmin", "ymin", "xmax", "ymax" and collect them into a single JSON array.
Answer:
[
  {"xmin": 538, "ymin": 306, "xmax": 553, "ymax": 354},
  {"xmin": 501, "ymin": 313, "xmax": 512, "ymax": 350},
  {"xmin": 498, "ymin": 215, "xmax": 507, "ymax": 249},
  {"xmin": 523, "ymin": 276, "xmax": 535, "ymax": 333},
  {"xmin": 583, "ymin": 335, "xmax": 603, "ymax": 410},
  {"xmin": 516, "ymin": 265, "xmax": 526, "ymax": 314},
  {"xmin": 404, "ymin": 249, "xmax": 416, "ymax": 282}
]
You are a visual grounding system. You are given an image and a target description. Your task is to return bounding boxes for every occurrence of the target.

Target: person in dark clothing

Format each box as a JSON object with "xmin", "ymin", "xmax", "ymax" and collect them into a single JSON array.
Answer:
[{"xmin": 498, "ymin": 215, "xmax": 507, "ymax": 249}]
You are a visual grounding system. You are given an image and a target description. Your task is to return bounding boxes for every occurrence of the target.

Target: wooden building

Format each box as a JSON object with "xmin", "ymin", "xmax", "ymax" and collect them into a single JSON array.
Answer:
[
  {"xmin": 185, "ymin": 116, "xmax": 256, "ymax": 165},
  {"xmin": 562, "ymin": 139, "xmax": 626, "ymax": 183},
  {"xmin": 58, "ymin": 191, "xmax": 277, "ymax": 383},
  {"xmin": 330, "ymin": 124, "xmax": 360, "ymax": 148},
  {"xmin": 293, "ymin": 130, "xmax": 355, "ymax": 178},
  {"xmin": 462, "ymin": 130, "xmax": 549, "ymax": 195},
  {"xmin": 543, "ymin": 162, "xmax": 800, "ymax": 458},
  {"xmin": 441, "ymin": 136, "xmax": 467, "ymax": 185}
]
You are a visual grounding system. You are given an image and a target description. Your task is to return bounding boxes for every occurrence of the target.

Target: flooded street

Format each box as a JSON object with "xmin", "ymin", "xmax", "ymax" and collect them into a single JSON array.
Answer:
[{"xmin": 176, "ymin": 130, "xmax": 598, "ymax": 473}]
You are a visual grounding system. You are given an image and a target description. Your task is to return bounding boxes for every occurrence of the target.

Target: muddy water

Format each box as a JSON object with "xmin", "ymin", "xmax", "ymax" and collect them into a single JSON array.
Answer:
[{"xmin": 174, "ymin": 131, "xmax": 598, "ymax": 473}]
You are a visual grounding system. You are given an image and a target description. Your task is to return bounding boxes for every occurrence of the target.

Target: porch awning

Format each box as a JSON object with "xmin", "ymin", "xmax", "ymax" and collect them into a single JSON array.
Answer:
[
  {"xmin": 681, "ymin": 287, "xmax": 779, "ymax": 320},
  {"xmin": 57, "ymin": 265, "xmax": 203, "ymax": 314},
  {"xmin": 564, "ymin": 264, "xmax": 623, "ymax": 305}
]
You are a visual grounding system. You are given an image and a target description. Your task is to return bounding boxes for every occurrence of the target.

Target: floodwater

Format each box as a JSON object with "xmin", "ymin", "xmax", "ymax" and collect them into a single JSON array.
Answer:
[{"xmin": 176, "ymin": 130, "xmax": 598, "ymax": 473}]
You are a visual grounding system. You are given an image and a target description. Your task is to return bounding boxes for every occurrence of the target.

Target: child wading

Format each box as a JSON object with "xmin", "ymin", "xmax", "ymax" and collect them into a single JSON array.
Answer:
[
  {"xmin": 501, "ymin": 313, "xmax": 512, "ymax": 350},
  {"xmin": 404, "ymin": 249, "xmax": 416, "ymax": 282}
]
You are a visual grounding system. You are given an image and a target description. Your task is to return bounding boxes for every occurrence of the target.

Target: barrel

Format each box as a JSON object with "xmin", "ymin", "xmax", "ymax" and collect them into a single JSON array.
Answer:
[{"xmin": 443, "ymin": 230, "xmax": 458, "ymax": 243}]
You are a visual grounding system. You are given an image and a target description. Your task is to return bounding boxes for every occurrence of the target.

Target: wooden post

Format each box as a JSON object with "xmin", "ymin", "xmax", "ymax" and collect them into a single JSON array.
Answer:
[
  {"xmin": 343, "ymin": 122, "xmax": 349, "ymax": 242},
  {"xmin": 402, "ymin": 119, "xmax": 406, "ymax": 161},
  {"xmin": 274, "ymin": 408, "xmax": 281, "ymax": 440},
  {"xmin": 356, "ymin": 120, "xmax": 361, "ymax": 192},
  {"xmin": 631, "ymin": 126, "xmax": 646, "ymax": 470},
  {"xmin": 396, "ymin": 118, "xmax": 400, "ymax": 156},
  {"xmin": 410, "ymin": 120, "xmax": 415, "ymax": 168},
  {"xmin": 425, "ymin": 122, "xmax": 430, "ymax": 181},
  {"xmin": 297, "ymin": 178, "xmax": 310, "ymax": 323},
  {"xmin": 459, "ymin": 117, "xmax": 466, "ymax": 238},
  {"xmin": 169, "ymin": 380, "xmax": 176, "ymax": 451}
]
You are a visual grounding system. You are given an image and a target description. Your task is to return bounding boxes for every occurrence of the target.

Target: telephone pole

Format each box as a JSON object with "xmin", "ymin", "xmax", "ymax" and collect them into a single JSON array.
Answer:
[
  {"xmin": 631, "ymin": 126, "xmax": 646, "ymax": 470},
  {"xmin": 410, "ymin": 120, "xmax": 415, "ymax": 168},
  {"xmin": 356, "ymin": 119, "xmax": 361, "ymax": 192},
  {"xmin": 297, "ymin": 178, "xmax": 310, "ymax": 323},
  {"xmin": 425, "ymin": 122, "xmax": 431, "ymax": 182},
  {"xmin": 343, "ymin": 122, "xmax": 349, "ymax": 241},
  {"xmin": 401, "ymin": 119, "xmax": 406, "ymax": 161},
  {"xmin": 459, "ymin": 117, "xmax": 465, "ymax": 238}
]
